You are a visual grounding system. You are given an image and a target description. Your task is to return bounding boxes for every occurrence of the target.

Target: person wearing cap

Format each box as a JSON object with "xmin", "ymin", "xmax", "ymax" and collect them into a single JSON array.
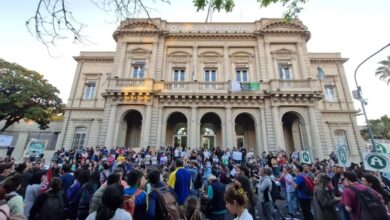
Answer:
[{"xmin": 207, "ymin": 175, "xmax": 227, "ymax": 220}]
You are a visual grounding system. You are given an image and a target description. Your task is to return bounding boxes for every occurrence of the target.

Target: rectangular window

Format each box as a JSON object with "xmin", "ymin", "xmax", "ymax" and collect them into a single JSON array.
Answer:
[
  {"xmin": 132, "ymin": 62, "xmax": 145, "ymax": 79},
  {"xmin": 204, "ymin": 69, "xmax": 217, "ymax": 82},
  {"xmin": 173, "ymin": 69, "xmax": 185, "ymax": 81},
  {"xmin": 324, "ymin": 85, "xmax": 337, "ymax": 102},
  {"xmin": 335, "ymin": 131, "xmax": 349, "ymax": 151},
  {"xmin": 72, "ymin": 127, "xmax": 87, "ymax": 150},
  {"xmin": 278, "ymin": 63, "xmax": 291, "ymax": 80},
  {"xmin": 84, "ymin": 81, "xmax": 96, "ymax": 99},
  {"xmin": 236, "ymin": 69, "xmax": 248, "ymax": 82}
]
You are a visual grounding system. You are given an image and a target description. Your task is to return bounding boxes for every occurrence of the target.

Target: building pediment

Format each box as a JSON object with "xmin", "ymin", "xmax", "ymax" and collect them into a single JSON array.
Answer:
[{"xmin": 259, "ymin": 20, "xmax": 311, "ymax": 41}]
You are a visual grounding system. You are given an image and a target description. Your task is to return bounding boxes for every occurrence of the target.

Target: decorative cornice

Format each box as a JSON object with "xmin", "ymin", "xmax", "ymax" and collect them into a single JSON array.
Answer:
[
  {"xmin": 65, "ymin": 107, "xmax": 105, "ymax": 111},
  {"xmin": 73, "ymin": 56, "xmax": 114, "ymax": 62},
  {"xmin": 310, "ymin": 57, "xmax": 349, "ymax": 63}
]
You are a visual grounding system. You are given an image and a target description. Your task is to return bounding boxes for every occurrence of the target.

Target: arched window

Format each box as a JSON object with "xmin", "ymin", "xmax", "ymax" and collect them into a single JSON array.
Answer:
[
  {"xmin": 317, "ymin": 66, "xmax": 325, "ymax": 80},
  {"xmin": 72, "ymin": 127, "xmax": 87, "ymax": 150},
  {"xmin": 174, "ymin": 123, "xmax": 187, "ymax": 135}
]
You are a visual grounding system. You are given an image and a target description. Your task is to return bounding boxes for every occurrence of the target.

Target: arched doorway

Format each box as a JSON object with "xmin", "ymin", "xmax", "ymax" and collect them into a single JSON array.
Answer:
[
  {"xmin": 200, "ymin": 113, "xmax": 221, "ymax": 150},
  {"xmin": 166, "ymin": 112, "xmax": 188, "ymax": 148},
  {"xmin": 282, "ymin": 112, "xmax": 307, "ymax": 155},
  {"xmin": 124, "ymin": 110, "xmax": 142, "ymax": 147},
  {"xmin": 235, "ymin": 113, "xmax": 256, "ymax": 150}
]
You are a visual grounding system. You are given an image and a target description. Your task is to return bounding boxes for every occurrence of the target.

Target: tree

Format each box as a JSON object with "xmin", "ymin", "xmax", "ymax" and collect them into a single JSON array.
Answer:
[
  {"xmin": 28, "ymin": 0, "xmax": 306, "ymax": 46},
  {"xmin": 0, "ymin": 59, "xmax": 64, "ymax": 132},
  {"xmin": 361, "ymin": 115, "xmax": 390, "ymax": 140},
  {"xmin": 375, "ymin": 56, "xmax": 390, "ymax": 85}
]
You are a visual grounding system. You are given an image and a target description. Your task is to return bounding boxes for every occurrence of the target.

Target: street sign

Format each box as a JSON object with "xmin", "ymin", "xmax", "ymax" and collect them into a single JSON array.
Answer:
[
  {"xmin": 363, "ymin": 152, "xmax": 390, "ymax": 172},
  {"xmin": 374, "ymin": 143, "xmax": 390, "ymax": 153},
  {"xmin": 336, "ymin": 145, "xmax": 350, "ymax": 167},
  {"xmin": 300, "ymin": 151, "xmax": 311, "ymax": 164}
]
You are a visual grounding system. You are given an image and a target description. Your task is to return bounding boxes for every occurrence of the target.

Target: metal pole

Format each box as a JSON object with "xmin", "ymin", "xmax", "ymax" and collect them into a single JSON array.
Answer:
[{"xmin": 354, "ymin": 43, "xmax": 390, "ymax": 151}]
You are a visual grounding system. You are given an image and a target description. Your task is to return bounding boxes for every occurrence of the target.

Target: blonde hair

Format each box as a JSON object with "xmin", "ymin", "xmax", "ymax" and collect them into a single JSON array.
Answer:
[{"xmin": 224, "ymin": 181, "xmax": 248, "ymax": 207}]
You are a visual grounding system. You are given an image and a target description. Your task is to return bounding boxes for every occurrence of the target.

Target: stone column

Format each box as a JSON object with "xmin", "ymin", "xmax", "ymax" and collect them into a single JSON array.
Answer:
[
  {"xmin": 190, "ymin": 106, "xmax": 197, "ymax": 148},
  {"xmin": 225, "ymin": 107, "xmax": 233, "ymax": 148},
  {"xmin": 308, "ymin": 106, "xmax": 323, "ymax": 159},
  {"xmin": 156, "ymin": 107, "xmax": 163, "ymax": 147},
  {"xmin": 105, "ymin": 104, "xmax": 117, "ymax": 147},
  {"xmin": 193, "ymin": 46, "xmax": 198, "ymax": 81},
  {"xmin": 255, "ymin": 121, "xmax": 262, "ymax": 156},
  {"xmin": 224, "ymin": 45, "xmax": 230, "ymax": 81},
  {"xmin": 260, "ymin": 108, "xmax": 269, "ymax": 153},
  {"xmin": 141, "ymin": 105, "xmax": 152, "ymax": 148},
  {"xmin": 272, "ymin": 106, "xmax": 283, "ymax": 150},
  {"xmin": 297, "ymin": 42, "xmax": 307, "ymax": 79},
  {"xmin": 265, "ymin": 42, "xmax": 274, "ymax": 80}
]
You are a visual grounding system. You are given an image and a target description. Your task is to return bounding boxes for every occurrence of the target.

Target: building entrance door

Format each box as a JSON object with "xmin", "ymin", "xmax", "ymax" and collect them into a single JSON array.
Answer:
[
  {"xmin": 202, "ymin": 135, "xmax": 215, "ymax": 149},
  {"xmin": 236, "ymin": 135, "xmax": 244, "ymax": 148},
  {"xmin": 174, "ymin": 135, "xmax": 187, "ymax": 148}
]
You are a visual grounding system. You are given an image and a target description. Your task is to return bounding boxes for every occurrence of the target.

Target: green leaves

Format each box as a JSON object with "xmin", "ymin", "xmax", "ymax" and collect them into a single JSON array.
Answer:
[
  {"xmin": 361, "ymin": 115, "xmax": 390, "ymax": 140},
  {"xmin": 375, "ymin": 56, "xmax": 390, "ymax": 85},
  {"xmin": 193, "ymin": 0, "xmax": 307, "ymax": 20},
  {"xmin": 0, "ymin": 58, "xmax": 64, "ymax": 131}
]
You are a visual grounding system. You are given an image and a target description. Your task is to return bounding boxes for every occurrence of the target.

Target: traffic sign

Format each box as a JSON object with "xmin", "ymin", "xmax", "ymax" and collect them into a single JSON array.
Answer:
[
  {"xmin": 300, "ymin": 151, "xmax": 311, "ymax": 164},
  {"xmin": 363, "ymin": 152, "xmax": 390, "ymax": 172},
  {"xmin": 336, "ymin": 145, "xmax": 350, "ymax": 167}
]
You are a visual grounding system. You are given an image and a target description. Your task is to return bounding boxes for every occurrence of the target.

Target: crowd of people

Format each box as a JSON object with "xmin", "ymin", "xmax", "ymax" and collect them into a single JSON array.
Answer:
[{"xmin": 0, "ymin": 145, "xmax": 389, "ymax": 220}]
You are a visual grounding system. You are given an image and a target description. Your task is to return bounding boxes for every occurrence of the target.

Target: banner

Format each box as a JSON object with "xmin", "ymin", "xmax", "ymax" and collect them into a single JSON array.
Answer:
[
  {"xmin": 25, "ymin": 139, "xmax": 47, "ymax": 156},
  {"xmin": 232, "ymin": 151, "xmax": 243, "ymax": 161},
  {"xmin": 336, "ymin": 145, "xmax": 350, "ymax": 167},
  {"xmin": 300, "ymin": 151, "xmax": 311, "ymax": 164},
  {"xmin": 363, "ymin": 152, "xmax": 390, "ymax": 173},
  {"xmin": 229, "ymin": 81, "xmax": 260, "ymax": 92},
  {"xmin": 374, "ymin": 143, "xmax": 390, "ymax": 154},
  {"xmin": 0, "ymin": 135, "xmax": 13, "ymax": 148}
]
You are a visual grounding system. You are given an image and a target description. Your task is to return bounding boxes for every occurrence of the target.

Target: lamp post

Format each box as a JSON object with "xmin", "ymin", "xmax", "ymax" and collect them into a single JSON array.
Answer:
[{"xmin": 353, "ymin": 43, "xmax": 390, "ymax": 152}]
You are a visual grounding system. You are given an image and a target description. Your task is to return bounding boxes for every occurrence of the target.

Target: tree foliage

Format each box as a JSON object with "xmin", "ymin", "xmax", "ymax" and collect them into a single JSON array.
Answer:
[
  {"xmin": 28, "ymin": 0, "xmax": 307, "ymax": 46},
  {"xmin": 0, "ymin": 59, "xmax": 64, "ymax": 131},
  {"xmin": 375, "ymin": 56, "xmax": 390, "ymax": 85},
  {"xmin": 361, "ymin": 115, "xmax": 390, "ymax": 140}
]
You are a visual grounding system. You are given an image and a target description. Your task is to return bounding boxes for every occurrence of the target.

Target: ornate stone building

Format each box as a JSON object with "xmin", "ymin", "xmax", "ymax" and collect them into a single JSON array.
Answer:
[{"xmin": 56, "ymin": 18, "xmax": 365, "ymax": 161}]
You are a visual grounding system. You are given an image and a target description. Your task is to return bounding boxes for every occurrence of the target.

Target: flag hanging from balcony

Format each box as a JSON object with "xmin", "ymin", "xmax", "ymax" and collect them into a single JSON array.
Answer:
[{"xmin": 229, "ymin": 81, "xmax": 260, "ymax": 92}]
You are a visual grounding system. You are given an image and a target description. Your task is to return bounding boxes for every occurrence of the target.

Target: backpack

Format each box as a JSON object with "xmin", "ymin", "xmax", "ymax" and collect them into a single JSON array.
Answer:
[
  {"xmin": 348, "ymin": 186, "xmax": 387, "ymax": 220},
  {"xmin": 39, "ymin": 191, "xmax": 64, "ymax": 220},
  {"xmin": 154, "ymin": 187, "xmax": 180, "ymax": 220},
  {"xmin": 300, "ymin": 175, "xmax": 314, "ymax": 196},
  {"xmin": 194, "ymin": 171, "xmax": 203, "ymax": 189},
  {"xmin": 270, "ymin": 180, "xmax": 284, "ymax": 201},
  {"xmin": 123, "ymin": 189, "xmax": 143, "ymax": 218}
]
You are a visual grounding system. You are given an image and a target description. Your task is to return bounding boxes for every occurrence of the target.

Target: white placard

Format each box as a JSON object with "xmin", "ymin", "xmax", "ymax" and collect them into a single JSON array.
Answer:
[
  {"xmin": 300, "ymin": 151, "xmax": 311, "ymax": 164},
  {"xmin": 336, "ymin": 145, "xmax": 351, "ymax": 167},
  {"xmin": 363, "ymin": 152, "xmax": 390, "ymax": 173},
  {"xmin": 232, "ymin": 151, "xmax": 243, "ymax": 161},
  {"xmin": 0, "ymin": 135, "xmax": 13, "ymax": 147}
]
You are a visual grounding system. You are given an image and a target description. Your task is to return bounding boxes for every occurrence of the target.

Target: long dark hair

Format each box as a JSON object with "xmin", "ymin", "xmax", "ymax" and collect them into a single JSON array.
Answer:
[{"xmin": 96, "ymin": 184, "xmax": 124, "ymax": 220}]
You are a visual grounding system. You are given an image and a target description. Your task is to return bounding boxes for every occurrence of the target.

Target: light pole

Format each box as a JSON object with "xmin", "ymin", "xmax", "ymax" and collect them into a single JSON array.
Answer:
[{"xmin": 353, "ymin": 43, "xmax": 390, "ymax": 152}]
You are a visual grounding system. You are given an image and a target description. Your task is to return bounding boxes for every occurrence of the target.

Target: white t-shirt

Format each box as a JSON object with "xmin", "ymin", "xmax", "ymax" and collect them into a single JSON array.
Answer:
[
  {"xmin": 285, "ymin": 174, "xmax": 295, "ymax": 193},
  {"xmin": 86, "ymin": 208, "xmax": 132, "ymax": 220},
  {"xmin": 234, "ymin": 209, "xmax": 253, "ymax": 220}
]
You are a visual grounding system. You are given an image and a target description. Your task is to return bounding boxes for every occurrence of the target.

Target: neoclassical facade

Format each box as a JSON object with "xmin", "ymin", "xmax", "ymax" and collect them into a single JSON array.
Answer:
[{"xmin": 56, "ymin": 18, "xmax": 365, "ymax": 161}]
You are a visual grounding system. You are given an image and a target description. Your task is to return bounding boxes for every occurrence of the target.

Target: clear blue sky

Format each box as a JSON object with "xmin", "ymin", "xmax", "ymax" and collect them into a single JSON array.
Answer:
[{"xmin": 0, "ymin": 0, "xmax": 389, "ymax": 125}]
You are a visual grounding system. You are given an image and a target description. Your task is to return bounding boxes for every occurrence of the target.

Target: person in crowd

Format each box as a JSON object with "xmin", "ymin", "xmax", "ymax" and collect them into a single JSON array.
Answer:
[
  {"xmin": 29, "ymin": 177, "xmax": 65, "ymax": 220},
  {"xmin": 78, "ymin": 171, "xmax": 100, "ymax": 220},
  {"xmin": 15, "ymin": 162, "xmax": 33, "ymax": 198},
  {"xmin": 235, "ymin": 176, "xmax": 256, "ymax": 218},
  {"xmin": 0, "ymin": 186, "xmax": 10, "ymax": 219},
  {"xmin": 341, "ymin": 171, "xmax": 387, "ymax": 220},
  {"xmin": 90, "ymin": 173, "xmax": 121, "ymax": 213},
  {"xmin": 313, "ymin": 173, "xmax": 340, "ymax": 220},
  {"xmin": 255, "ymin": 167, "xmax": 274, "ymax": 220},
  {"xmin": 99, "ymin": 162, "xmax": 110, "ymax": 184},
  {"xmin": 60, "ymin": 164, "xmax": 75, "ymax": 193},
  {"xmin": 24, "ymin": 170, "xmax": 46, "ymax": 219},
  {"xmin": 224, "ymin": 181, "xmax": 253, "ymax": 220},
  {"xmin": 3, "ymin": 174, "xmax": 24, "ymax": 216},
  {"xmin": 168, "ymin": 159, "xmax": 192, "ymax": 206},
  {"xmin": 361, "ymin": 173, "xmax": 390, "ymax": 204},
  {"xmin": 123, "ymin": 169, "xmax": 147, "ymax": 219},
  {"xmin": 282, "ymin": 166, "xmax": 297, "ymax": 217},
  {"xmin": 207, "ymin": 175, "xmax": 227, "ymax": 220},
  {"xmin": 67, "ymin": 169, "xmax": 90, "ymax": 220},
  {"xmin": 102, "ymin": 167, "xmax": 128, "ymax": 188},
  {"xmin": 183, "ymin": 196, "xmax": 203, "ymax": 220},
  {"xmin": 86, "ymin": 183, "xmax": 132, "ymax": 220},
  {"xmin": 294, "ymin": 165, "xmax": 314, "ymax": 220}
]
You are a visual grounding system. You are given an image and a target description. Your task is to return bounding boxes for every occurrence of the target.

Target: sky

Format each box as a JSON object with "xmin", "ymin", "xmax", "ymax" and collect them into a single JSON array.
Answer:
[{"xmin": 0, "ymin": 0, "xmax": 389, "ymax": 125}]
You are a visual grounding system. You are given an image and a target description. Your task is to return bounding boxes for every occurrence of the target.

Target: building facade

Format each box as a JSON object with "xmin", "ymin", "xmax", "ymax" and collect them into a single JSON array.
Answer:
[{"xmin": 56, "ymin": 18, "xmax": 365, "ymax": 161}]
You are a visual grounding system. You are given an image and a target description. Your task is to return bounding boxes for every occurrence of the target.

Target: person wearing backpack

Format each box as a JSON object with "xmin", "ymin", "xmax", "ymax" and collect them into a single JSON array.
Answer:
[
  {"xmin": 313, "ymin": 173, "xmax": 340, "ymax": 220},
  {"xmin": 341, "ymin": 171, "xmax": 388, "ymax": 220},
  {"xmin": 123, "ymin": 170, "xmax": 147, "ymax": 219},
  {"xmin": 29, "ymin": 177, "xmax": 65, "ymax": 220},
  {"xmin": 146, "ymin": 169, "xmax": 180, "ymax": 220},
  {"xmin": 255, "ymin": 167, "xmax": 274, "ymax": 220},
  {"xmin": 293, "ymin": 165, "xmax": 314, "ymax": 220}
]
